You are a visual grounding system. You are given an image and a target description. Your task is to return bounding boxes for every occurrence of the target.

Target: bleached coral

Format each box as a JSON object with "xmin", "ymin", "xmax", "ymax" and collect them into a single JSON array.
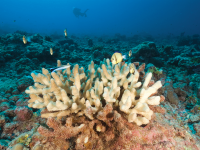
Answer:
[{"xmin": 25, "ymin": 59, "xmax": 163, "ymax": 125}]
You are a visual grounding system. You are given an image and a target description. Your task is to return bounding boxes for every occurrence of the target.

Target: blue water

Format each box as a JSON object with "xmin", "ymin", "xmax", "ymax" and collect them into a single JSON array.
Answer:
[{"xmin": 1, "ymin": 0, "xmax": 200, "ymax": 36}]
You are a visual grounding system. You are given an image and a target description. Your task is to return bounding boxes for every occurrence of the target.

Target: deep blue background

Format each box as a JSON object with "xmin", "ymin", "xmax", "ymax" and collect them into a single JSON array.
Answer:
[{"xmin": 0, "ymin": 0, "xmax": 200, "ymax": 36}]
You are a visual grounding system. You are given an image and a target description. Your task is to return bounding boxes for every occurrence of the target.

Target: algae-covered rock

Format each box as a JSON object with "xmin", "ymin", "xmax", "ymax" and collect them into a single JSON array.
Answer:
[{"xmin": 132, "ymin": 41, "xmax": 159, "ymax": 62}]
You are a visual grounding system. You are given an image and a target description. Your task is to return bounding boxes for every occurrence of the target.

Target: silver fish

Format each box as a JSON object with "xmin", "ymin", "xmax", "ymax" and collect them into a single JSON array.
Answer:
[{"xmin": 50, "ymin": 65, "xmax": 70, "ymax": 72}]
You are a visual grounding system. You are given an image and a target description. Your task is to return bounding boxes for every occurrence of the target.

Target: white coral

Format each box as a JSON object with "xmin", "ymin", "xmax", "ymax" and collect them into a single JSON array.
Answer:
[{"xmin": 25, "ymin": 59, "xmax": 163, "ymax": 125}]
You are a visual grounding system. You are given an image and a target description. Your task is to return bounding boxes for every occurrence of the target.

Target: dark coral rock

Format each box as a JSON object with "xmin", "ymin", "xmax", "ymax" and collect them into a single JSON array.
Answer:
[
  {"xmin": 88, "ymin": 39, "xmax": 93, "ymax": 47},
  {"xmin": 93, "ymin": 50, "xmax": 104, "ymax": 61},
  {"xmin": 3, "ymin": 53, "xmax": 13, "ymax": 61},
  {"xmin": 31, "ymin": 34, "xmax": 43, "ymax": 44},
  {"xmin": 4, "ymin": 93, "xmax": 11, "ymax": 99},
  {"xmin": 32, "ymin": 58, "xmax": 40, "ymax": 64},
  {"xmin": 12, "ymin": 89, "xmax": 20, "ymax": 95},
  {"xmin": 16, "ymin": 98, "xmax": 28, "ymax": 106},
  {"xmin": 14, "ymin": 106, "xmax": 33, "ymax": 121},
  {"xmin": 17, "ymin": 77, "xmax": 34, "ymax": 92},
  {"xmin": 167, "ymin": 56, "xmax": 191, "ymax": 68},
  {"xmin": 132, "ymin": 42, "xmax": 159, "ymax": 62},
  {"xmin": 25, "ymin": 44, "xmax": 44, "ymax": 58},
  {"xmin": 92, "ymin": 45, "xmax": 104, "ymax": 51},
  {"xmin": 60, "ymin": 51, "xmax": 70, "ymax": 60},
  {"xmin": 0, "ymin": 102, "xmax": 11, "ymax": 112},
  {"xmin": 9, "ymin": 95, "xmax": 20, "ymax": 102},
  {"xmin": 1, "ymin": 45, "xmax": 21, "ymax": 61},
  {"xmin": 148, "ymin": 42, "xmax": 156, "ymax": 49},
  {"xmin": 2, "ymin": 33, "xmax": 23, "ymax": 45},
  {"xmin": 149, "ymin": 57, "xmax": 164, "ymax": 67},
  {"xmin": 189, "ymin": 64, "xmax": 200, "ymax": 73},
  {"xmin": 176, "ymin": 34, "xmax": 199, "ymax": 46},
  {"xmin": 15, "ymin": 57, "xmax": 34, "ymax": 74},
  {"xmin": 3, "ymin": 122, "xmax": 19, "ymax": 134},
  {"xmin": 0, "ymin": 56, "xmax": 5, "ymax": 66},
  {"xmin": 103, "ymin": 51, "xmax": 111, "ymax": 59},
  {"xmin": 63, "ymin": 43, "xmax": 69, "ymax": 49},
  {"xmin": 69, "ymin": 44, "xmax": 76, "ymax": 50},
  {"xmin": 5, "ymin": 87, "xmax": 14, "ymax": 94},
  {"xmin": 58, "ymin": 39, "xmax": 74, "ymax": 45},
  {"xmin": 44, "ymin": 36, "xmax": 52, "ymax": 42},
  {"xmin": 8, "ymin": 100, "xmax": 15, "ymax": 106},
  {"xmin": 0, "ymin": 97, "xmax": 9, "ymax": 104},
  {"xmin": 4, "ymin": 108, "xmax": 16, "ymax": 118},
  {"xmin": 70, "ymin": 54, "xmax": 82, "ymax": 63},
  {"xmin": 164, "ymin": 45, "xmax": 173, "ymax": 54}
]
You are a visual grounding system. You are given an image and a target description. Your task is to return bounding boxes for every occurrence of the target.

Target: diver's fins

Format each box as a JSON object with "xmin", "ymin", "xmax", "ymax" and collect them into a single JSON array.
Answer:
[{"xmin": 84, "ymin": 9, "xmax": 89, "ymax": 17}]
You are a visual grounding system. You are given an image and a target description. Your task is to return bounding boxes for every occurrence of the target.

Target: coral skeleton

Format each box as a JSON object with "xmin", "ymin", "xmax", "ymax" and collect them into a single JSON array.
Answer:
[{"xmin": 25, "ymin": 59, "xmax": 163, "ymax": 126}]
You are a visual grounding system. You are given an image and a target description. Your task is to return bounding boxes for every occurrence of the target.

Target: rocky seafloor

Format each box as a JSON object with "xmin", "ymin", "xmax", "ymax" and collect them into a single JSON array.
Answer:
[{"xmin": 0, "ymin": 31, "xmax": 200, "ymax": 149}]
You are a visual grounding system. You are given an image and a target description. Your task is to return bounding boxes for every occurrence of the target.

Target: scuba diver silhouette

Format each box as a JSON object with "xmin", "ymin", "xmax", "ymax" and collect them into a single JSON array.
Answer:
[{"xmin": 73, "ymin": 7, "xmax": 89, "ymax": 18}]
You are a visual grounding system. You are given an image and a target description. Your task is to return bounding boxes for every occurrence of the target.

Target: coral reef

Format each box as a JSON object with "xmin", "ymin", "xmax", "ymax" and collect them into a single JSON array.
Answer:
[{"xmin": 0, "ymin": 31, "xmax": 200, "ymax": 149}]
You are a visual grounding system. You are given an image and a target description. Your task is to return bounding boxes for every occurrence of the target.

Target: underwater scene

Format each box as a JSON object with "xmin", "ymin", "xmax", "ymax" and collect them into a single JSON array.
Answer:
[{"xmin": 0, "ymin": 0, "xmax": 200, "ymax": 149}]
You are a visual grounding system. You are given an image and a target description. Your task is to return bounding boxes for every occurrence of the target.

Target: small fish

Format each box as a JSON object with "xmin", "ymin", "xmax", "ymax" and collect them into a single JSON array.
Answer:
[
  {"xmin": 23, "ymin": 35, "xmax": 27, "ymax": 44},
  {"xmin": 129, "ymin": 50, "xmax": 132, "ymax": 57},
  {"xmin": 129, "ymin": 63, "xmax": 135, "ymax": 74},
  {"xmin": 14, "ymin": 20, "xmax": 16, "ymax": 22},
  {"xmin": 50, "ymin": 48, "xmax": 53, "ymax": 55},
  {"xmin": 64, "ymin": 29, "xmax": 67, "ymax": 37},
  {"xmin": 22, "ymin": 35, "xmax": 31, "ymax": 44},
  {"xmin": 111, "ymin": 52, "xmax": 126, "ymax": 65},
  {"xmin": 50, "ymin": 65, "xmax": 71, "ymax": 72}
]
